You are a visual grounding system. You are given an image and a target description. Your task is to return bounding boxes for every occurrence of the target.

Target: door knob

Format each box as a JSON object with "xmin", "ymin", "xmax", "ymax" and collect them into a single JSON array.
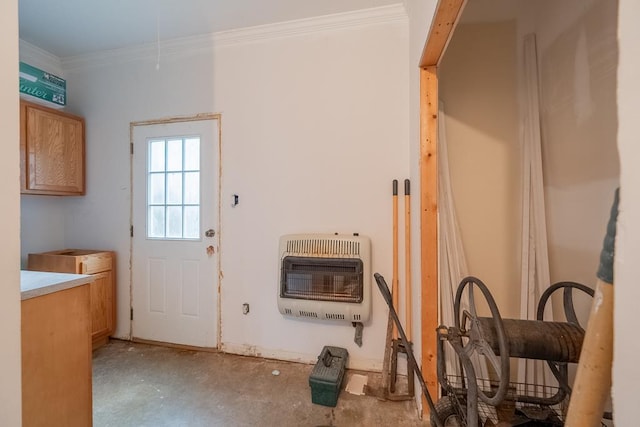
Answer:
[{"xmin": 205, "ymin": 229, "xmax": 215, "ymax": 238}]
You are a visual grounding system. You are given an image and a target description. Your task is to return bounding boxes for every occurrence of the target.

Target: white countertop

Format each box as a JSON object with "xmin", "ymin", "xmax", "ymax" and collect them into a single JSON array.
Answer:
[{"xmin": 21, "ymin": 270, "xmax": 94, "ymax": 300}]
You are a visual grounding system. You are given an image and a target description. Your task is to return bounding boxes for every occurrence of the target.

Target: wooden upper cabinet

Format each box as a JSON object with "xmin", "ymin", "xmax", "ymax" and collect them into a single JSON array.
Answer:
[{"xmin": 20, "ymin": 100, "xmax": 85, "ymax": 195}]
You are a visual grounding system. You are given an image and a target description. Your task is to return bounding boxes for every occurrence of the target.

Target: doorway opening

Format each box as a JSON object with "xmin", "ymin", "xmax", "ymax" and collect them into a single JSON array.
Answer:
[{"xmin": 130, "ymin": 114, "xmax": 221, "ymax": 349}]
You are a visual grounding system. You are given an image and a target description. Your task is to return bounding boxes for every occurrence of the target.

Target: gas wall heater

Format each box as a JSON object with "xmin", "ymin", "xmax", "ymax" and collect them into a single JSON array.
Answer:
[{"xmin": 278, "ymin": 234, "xmax": 371, "ymax": 322}]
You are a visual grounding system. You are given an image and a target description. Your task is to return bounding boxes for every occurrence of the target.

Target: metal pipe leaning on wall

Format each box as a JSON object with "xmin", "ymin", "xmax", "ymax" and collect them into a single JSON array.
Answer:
[{"xmin": 565, "ymin": 188, "xmax": 618, "ymax": 427}]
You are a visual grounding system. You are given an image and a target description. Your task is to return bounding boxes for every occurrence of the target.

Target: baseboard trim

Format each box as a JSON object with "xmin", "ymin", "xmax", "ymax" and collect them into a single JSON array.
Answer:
[{"xmin": 129, "ymin": 337, "xmax": 219, "ymax": 353}]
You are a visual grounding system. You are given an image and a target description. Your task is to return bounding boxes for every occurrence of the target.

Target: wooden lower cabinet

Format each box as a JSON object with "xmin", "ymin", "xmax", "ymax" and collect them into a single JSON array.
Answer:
[
  {"xmin": 28, "ymin": 250, "xmax": 116, "ymax": 349},
  {"xmin": 22, "ymin": 284, "xmax": 92, "ymax": 427}
]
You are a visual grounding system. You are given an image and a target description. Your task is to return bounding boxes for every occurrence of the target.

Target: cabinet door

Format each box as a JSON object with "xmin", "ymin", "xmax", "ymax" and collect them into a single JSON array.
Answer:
[
  {"xmin": 22, "ymin": 285, "xmax": 92, "ymax": 427},
  {"xmin": 22, "ymin": 102, "xmax": 85, "ymax": 195},
  {"xmin": 90, "ymin": 270, "xmax": 114, "ymax": 341}
]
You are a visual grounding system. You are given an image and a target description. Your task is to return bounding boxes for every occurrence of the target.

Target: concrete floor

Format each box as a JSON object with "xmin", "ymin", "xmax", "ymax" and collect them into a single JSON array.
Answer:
[{"xmin": 93, "ymin": 340, "xmax": 429, "ymax": 427}]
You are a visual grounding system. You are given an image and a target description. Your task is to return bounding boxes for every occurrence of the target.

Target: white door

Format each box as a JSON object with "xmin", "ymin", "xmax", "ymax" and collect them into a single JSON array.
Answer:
[{"xmin": 131, "ymin": 118, "xmax": 219, "ymax": 348}]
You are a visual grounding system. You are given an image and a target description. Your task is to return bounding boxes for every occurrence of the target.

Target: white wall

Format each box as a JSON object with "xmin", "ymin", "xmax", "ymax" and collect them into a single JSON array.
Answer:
[
  {"xmin": 212, "ymin": 19, "xmax": 409, "ymax": 368},
  {"xmin": 20, "ymin": 196, "xmax": 67, "ymax": 266},
  {"xmin": 535, "ymin": 0, "xmax": 619, "ymax": 288},
  {"xmin": 439, "ymin": 21, "xmax": 521, "ymax": 319},
  {"xmin": 0, "ymin": 0, "xmax": 22, "ymax": 424},
  {"xmin": 614, "ymin": 0, "xmax": 640, "ymax": 422},
  {"xmin": 19, "ymin": 41, "xmax": 71, "ymax": 267},
  {"xmin": 447, "ymin": 0, "xmax": 619, "ymax": 321},
  {"xmin": 57, "ymin": 9, "xmax": 409, "ymax": 370},
  {"xmin": 447, "ymin": 0, "xmax": 619, "ymax": 318}
]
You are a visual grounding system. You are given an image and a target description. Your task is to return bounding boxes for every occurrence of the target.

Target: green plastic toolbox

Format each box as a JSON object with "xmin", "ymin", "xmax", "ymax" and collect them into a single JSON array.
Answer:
[{"xmin": 309, "ymin": 346, "xmax": 349, "ymax": 407}]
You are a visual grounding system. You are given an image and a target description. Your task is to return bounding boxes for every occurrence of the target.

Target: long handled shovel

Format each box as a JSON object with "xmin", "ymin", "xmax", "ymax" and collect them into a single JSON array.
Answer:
[
  {"xmin": 404, "ymin": 179, "xmax": 413, "ymax": 341},
  {"xmin": 368, "ymin": 180, "xmax": 410, "ymax": 401},
  {"xmin": 374, "ymin": 273, "xmax": 443, "ymax": 427},
  {"xmin": 392, "ymin": 179, "xmax": 400, "ymax": 339},
  {"xmin": 389, "ymin": 179, "xmax": 415, "ymax": 397},
  {"xmin": 379, "ymin": 180, "xmax": 398, "ymax": 397},
  {"xmin": 389, "ymin": 179, "xmax": 416, "ymax": 396},
  {"xmin": 404, "ymin": 179, "xmax": 415, "ymax": 396}
]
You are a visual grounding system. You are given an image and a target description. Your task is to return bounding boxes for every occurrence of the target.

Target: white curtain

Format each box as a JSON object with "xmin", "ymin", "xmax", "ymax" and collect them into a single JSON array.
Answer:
[
  {"xmin": 517, "ymin": 33, "xmax": 556, "ymax": 395},
  {"xmin": 437, "ymin": 101, "xmax": 467, "ymax": 379},
  {"xmin": 438, "ymin": 103, "xmax": 492, "ymax": 391}
]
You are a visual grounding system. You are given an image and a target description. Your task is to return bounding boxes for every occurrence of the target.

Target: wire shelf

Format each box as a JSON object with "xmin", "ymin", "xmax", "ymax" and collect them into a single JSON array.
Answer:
[{"xmin": 441, "ymin": 374, "xmax": 567, "ymax": 426}]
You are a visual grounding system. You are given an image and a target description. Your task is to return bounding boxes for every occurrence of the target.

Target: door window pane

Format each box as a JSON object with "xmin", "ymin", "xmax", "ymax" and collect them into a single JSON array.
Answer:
[
  {"xmin": 146, "ymin": 136, "xmax": 201, "ymax": 239},
  {"xmin": 184, "ymin": 138, "xmax": 200, "ymax": 170},
  {"xmin": 184, "ymin": 172, "xmax": 199, "ymax": 204},
  {"xmin": 166, "ymin": 173, "xmax": 183, "ymax": 205},
  {"xmin": 149, "ymin": 173, "xmax": 165, "ymax": 204},
  {"xmin": 149, "ymin": 140, "xmax": 165, "ymax": 172},
  {"xmin": 167, "ymin": 139, "xmax": 183, "ymax": 171},
  {"xmin": 148, "ymin": 206, "xmax": 165, "ymax": 238},
  {"xmin": 184, "ymin": 206, "xmax": 200, "ymax": 239},
  {"xmin": 166, "ymin": 206, "xmax": 183, "ymax": 238}
]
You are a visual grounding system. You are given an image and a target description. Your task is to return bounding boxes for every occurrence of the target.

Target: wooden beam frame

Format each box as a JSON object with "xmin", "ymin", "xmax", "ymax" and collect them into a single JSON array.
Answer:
[
  {"xmin": 419, "ymin": 0, "xmax": 465, "ymax": 415},
  {"xmin": 420, "ymin": 0, "xmax": 466, "ymax": 68},
  {"xmin": 420, "ymin": 65, "xmax": 439, "ymax": 405}
]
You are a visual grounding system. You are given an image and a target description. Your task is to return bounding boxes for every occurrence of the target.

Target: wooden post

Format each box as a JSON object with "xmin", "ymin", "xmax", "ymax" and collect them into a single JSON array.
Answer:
[
  {"xmin": 418, "ymin": 0, "xmax": 466, "ymax": 417},
  {"xmin": 420, "ymin": 65, "xmax": 439, "ymax": 411},
  {"xmin": 420, "ymin": 0, "xmax": 466, "ymax": 68}
]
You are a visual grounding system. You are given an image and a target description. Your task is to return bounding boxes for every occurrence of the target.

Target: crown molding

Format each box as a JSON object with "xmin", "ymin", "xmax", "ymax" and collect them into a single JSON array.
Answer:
[
  {"xmin": 213, "ymin": 4, "xmax": 407, "ymax": 48},
  {"xmin": 61, "ymin": 4, "xmax": 407, "ymax": 72},
  {"xmin": 61, "ymin": 34, "xmax": 215, "ymax": 72},
  {"xmin": 19, "ymin": 40, "xmax": 64, "ymax": 75}
]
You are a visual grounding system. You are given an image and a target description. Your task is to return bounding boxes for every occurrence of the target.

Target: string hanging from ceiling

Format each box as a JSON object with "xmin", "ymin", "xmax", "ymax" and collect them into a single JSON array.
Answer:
[{"xmin": 156, "ymin": 10, "xmax": 161, "ymax": 71}]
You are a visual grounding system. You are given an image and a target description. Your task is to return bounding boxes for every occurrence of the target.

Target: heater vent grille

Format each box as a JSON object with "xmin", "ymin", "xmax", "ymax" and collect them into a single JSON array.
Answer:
[
  {"xmin": 326, "ymin": 313, "xmax": 346, "ymax": 320},
  {"xmin": 286, "ymin": 238, "xmax": 360, "ymax": 257},
  {"xmin": 299, "ymin": 310, "xmax": 318, "ymax": 318}
]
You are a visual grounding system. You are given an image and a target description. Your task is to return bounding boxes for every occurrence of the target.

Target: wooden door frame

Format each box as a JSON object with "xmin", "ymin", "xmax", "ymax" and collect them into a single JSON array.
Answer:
[{"xmin": 419, "ymin": 0, "xmax": 466, "ymax": 412}]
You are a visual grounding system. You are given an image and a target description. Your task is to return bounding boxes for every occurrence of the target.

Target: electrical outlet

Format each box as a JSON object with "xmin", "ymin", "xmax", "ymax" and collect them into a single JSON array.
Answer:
[{"xmin": 242, "ymin": 303, "xmax": 250, "ymax": 315}]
